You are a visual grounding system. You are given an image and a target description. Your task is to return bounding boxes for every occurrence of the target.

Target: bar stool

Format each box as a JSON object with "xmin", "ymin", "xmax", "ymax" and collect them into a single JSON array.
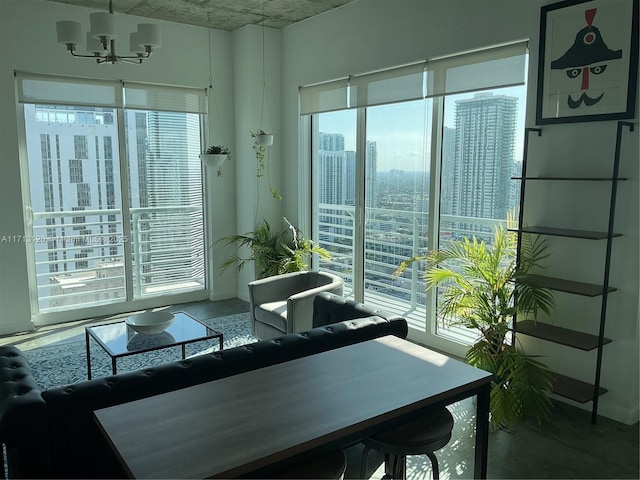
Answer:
[
  {"xmin": 360, "ymin": 407, "xmax": 454, "ymax": 480},
  {"xmin": 267, "ymin": 448, "xmax": 347, "ymax": 479}
]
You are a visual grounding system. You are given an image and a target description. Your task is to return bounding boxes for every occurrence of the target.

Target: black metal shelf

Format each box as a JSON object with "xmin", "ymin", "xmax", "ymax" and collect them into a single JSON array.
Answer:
[
  {"xmin": 522, "ymin": 274, "xmax": 616, "ymax": 297},
  {"xmin": 512, "ymin": 226, "xmax": 621, "ymax": 240},
  {"xmin": 552, "ymin": 373, "xmax": 608, "ymax": 404},
  {"xmin": 516, "ymin": 320, "xmax": 611, "ymax": 351},
  {"xmin": 514, "ymin": 123, "xmax": 635, "ymax": 423}
]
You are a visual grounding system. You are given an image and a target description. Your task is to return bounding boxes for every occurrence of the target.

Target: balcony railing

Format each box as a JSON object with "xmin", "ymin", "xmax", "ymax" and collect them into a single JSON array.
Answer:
[
  {"xmin": 31, "ymin": 206, "xmax": 204, "ymax": 313},
  {"xmin": 317, "ymin": 203, "xmax": 506, "ymax": 344}
]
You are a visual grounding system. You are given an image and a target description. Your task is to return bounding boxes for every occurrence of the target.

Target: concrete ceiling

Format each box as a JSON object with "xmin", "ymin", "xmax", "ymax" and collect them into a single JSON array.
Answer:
[{"xmin": 42, "ymin": 0, "xmax": 356, "ymax": 30}]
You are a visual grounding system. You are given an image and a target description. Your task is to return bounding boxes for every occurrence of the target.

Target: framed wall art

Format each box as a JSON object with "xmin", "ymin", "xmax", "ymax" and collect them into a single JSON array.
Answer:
[{"xmin": 536, "ymin": 0, "xmax": 639, "ymax": 124}]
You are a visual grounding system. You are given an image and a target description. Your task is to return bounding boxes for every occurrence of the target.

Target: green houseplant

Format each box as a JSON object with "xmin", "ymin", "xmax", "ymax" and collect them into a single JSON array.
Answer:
[
  {"xmin": 200, "ymin": 145, "xmax": 231, "ymax": 173},
  {"xmin": 396, "ymin": 226, "xmax": 556, "ymax": 429},
  {"xmin": 215, "ymin": 217, "xmax": 330, "ymax": 279},
  {"xmin": 251, "ymin": 130, "xmax": 280, "ymax": 199}
]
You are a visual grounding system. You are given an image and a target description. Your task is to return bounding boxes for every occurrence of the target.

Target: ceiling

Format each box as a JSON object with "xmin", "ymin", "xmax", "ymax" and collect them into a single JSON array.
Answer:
[{"xmin": 42, "ymin": 0, "xmax": 356, "ymax": 31}]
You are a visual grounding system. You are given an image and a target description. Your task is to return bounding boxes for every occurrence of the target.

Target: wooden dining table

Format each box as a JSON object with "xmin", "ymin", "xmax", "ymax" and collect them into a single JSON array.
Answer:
[{"xmin": 94, "ymin": 335, "xmax": 493, "ymax": 479}]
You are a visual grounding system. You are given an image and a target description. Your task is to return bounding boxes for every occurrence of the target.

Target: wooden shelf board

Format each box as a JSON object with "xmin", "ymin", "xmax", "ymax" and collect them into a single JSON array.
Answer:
[
  {"xmin": 552, "ymin": 373, "xmax": 607, "ymax": 403},
  {"xmin": 512, "ymin": 176, "xmax": 627, "ymax": 181},
  {"xmin": 523, "ymin": 274, "xmax": 616, "ymax": 297},
  {"xmin": 512, "ymin": 226, "xmax": 621, "ymax": 240},
  {"xmin": 516, "ymin": 320, "xmax": 611, "ymax": 351}
]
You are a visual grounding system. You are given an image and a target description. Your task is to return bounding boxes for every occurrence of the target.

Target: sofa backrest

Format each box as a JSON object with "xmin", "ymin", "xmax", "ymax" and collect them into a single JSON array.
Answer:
[
  {"xmin": 313, "ymin": 292, "xmax": 407, "ymax": 331},
  {"xmin": 32, "ymin": 315, "xmax": 407, "ymax": 478}
]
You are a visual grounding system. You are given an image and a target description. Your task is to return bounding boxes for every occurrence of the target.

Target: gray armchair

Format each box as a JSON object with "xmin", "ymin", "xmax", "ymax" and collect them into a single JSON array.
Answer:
[{"xmin": 248, "ymin": 270, "xmax": 344, "ymax": 339}]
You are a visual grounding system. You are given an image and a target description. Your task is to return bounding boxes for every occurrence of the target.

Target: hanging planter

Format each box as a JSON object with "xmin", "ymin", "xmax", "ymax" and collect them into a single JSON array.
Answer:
[
  {"xmin": 251, "ymin": 130, "xmax": 280, "ymax": 200},
  {"xmin": 254, "ymin": 130, "xmax": 274, "ymax": 146},
  {"xmin": 200, "ymin": 145, "xmax": 231, "ymax": 169}
]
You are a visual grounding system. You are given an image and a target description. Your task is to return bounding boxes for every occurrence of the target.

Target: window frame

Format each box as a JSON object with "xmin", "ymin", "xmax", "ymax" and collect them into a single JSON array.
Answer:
[{"xmin": 16, "ymin": 72, "xmax": 210, "ymax": 327}]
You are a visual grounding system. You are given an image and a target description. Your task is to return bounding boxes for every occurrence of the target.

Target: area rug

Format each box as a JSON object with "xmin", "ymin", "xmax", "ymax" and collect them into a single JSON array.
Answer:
[{"xmin": 22, "ymin": 313, "xmax": 257, "ymax": 391}]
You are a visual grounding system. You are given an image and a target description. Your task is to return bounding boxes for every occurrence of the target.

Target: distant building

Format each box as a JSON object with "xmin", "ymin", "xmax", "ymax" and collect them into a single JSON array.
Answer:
[
  {"xmin": 445, "ymin": 92, "xmax": 518, "ymax": 231},
  {"xmin": 317, "ymin": 132, "xmax": 377, "ymax": 206}
]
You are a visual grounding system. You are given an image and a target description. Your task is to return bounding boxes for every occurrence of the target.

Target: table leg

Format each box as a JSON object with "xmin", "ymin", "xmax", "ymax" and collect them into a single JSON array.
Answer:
[
  {"xmin": 474, "ymin": 383, "xmax": 490, "ymax": 479},
  {"xmin": 218, "ymin": 334, "xmax": 224, "ymax": 351},
  {"xmin": 111, "ymin": 358, "xmax": 117, "ymax": 376},
  {"xmin": 85, "ymin": 329, "xmax": 92, "ymax": 380},
  {"xmin": 181, "ymin": 344, "xmax": 186, "ymax": 359}
]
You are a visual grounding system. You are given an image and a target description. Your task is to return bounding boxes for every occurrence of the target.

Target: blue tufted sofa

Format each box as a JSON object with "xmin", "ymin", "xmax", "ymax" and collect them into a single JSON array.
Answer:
[{"xmin": 0, "ymin": 293, "xmax": 406, "ymax": 478}]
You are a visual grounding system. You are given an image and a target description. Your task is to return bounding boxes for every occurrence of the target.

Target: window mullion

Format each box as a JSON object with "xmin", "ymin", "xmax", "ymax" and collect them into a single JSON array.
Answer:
[
  {"xmin": 353, "ymin": 107, "xmax": 367, "ymax": 302},
  {"xmin": 425, "ymin": 96, "xmax": 445, "ymax": 335},
  {"xmin": 116, "ymin": 105, "xmax": 134, "ymax": 301}
]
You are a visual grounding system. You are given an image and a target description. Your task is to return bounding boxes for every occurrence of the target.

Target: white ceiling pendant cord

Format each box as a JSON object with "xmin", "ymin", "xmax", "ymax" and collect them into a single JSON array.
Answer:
[
  {"xmin": 257, "ymin": 2, "xmax": 275, "ymax": 143},
  {"xmin": 207, "ymin": 13, "xmax": 230, "ymax": 176},
  {"xmin": 56, "ymin": 0, "xmax": 161, "ymax": 64}
]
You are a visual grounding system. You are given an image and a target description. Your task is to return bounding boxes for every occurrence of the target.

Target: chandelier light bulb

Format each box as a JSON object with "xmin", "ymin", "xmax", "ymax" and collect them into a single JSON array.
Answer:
[
  {"xmin": 137, "ymin": 23, "xmax": 161, "ymax": 48},
  {"xmin": 129, "ymin": 32, "xmax": 146, "ymax": 54},
  {"xmin": 56, "ymin": 20, "xmax": 82, "ymax": 46},
  {"xmin": 90, "ymin": 12, "xmax": 116, "ymax": 40},
  {"xmin": 86, "ymin": 32, "xmax": 106, "ymax": 55}
]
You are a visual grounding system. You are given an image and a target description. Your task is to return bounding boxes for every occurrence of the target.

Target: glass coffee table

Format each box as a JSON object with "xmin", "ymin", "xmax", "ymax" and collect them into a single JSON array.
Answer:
[{"xmin": 85, "ymin": 311, "xmax": 223, "ymax": 379}]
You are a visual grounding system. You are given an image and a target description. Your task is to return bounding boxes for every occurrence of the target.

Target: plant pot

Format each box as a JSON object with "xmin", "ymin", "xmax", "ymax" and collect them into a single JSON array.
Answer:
[
  {"xmin": 255, "ymin": 133, "xmax": 274, "ymax": 146},
  {"xmin": 200, "ymin": 153, "xmax": 228, "ymax": 168}
]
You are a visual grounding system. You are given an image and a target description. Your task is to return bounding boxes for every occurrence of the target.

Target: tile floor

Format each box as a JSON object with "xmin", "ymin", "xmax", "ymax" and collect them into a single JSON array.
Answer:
[{"xmin": 1, "ymin": 299, "xmax": 638, "ymax": 479}]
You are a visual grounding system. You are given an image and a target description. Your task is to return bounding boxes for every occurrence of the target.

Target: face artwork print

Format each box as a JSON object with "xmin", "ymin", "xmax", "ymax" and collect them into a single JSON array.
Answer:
[
  {"xmin": 551, "ymin": 8, "xmax": 622, "ymax": 110},
  {"xmin": 539, "ymin": 0, "xmax": 636, "ymax": 121}
]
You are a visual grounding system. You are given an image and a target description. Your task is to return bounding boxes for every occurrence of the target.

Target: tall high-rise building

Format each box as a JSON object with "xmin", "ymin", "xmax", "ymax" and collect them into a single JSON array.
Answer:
[
  {"xmin": 317, "ymin": 132, "xmax": 347, "ymax": 206},
  {"xmin": 317, "ymin": 132, "xmax": 377, "ymax": 207},
  {"xmin": 446, "ymin": 92, "xmax": 518, "ymax": 221}
]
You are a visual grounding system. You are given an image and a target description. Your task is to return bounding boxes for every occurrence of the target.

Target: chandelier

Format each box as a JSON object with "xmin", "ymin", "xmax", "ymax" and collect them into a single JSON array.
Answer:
[{"xmin": 56, "ymin": 0, "xmax": 161, "ymax": 64}]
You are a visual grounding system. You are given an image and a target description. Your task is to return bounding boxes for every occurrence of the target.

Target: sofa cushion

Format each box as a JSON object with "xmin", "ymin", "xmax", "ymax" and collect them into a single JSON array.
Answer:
[{"xmin": 255, "ymin": 300, "xmax": 288, "ymax": 331}]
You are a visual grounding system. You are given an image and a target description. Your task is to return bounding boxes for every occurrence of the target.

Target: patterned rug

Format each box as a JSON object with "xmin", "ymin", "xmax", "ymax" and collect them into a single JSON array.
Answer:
[{"xmin": 22, "ymin": 313, "xmax": 257, "ymax": 391}]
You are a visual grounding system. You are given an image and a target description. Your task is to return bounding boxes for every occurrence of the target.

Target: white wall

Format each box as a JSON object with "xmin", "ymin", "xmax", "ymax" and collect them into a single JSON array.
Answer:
[
  {"xmin": 228, "ymin": 24, "xmax": 282, "ymax": 297},
  {"xmin": 279, "ymin": 0, "xmax": 639, "ymax": 424}
]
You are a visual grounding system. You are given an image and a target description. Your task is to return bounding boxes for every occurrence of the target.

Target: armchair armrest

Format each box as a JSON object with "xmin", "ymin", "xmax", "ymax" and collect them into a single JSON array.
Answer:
[
  {"xmin": 248, "ymin": 271, "xmax": 311, "ymax": 308},
  {"xmin": 288, "ymin": 281, "xmax": 344, "ymax": 333}
]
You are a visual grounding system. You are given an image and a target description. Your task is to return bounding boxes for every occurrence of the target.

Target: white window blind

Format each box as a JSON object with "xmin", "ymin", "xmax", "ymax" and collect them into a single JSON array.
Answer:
[
  {"xmin": 349, "ymin": 62, "xmax": 425, "ymax": 108},
  {"xmin": 124, "ymin": 82, "xmax": 207, "ymax": 114},
  {"xmin": 16, "ymin": 73, "xmax": 207, "ymax": 114},
  {"xmin": 299, "ymin": 79, "xmax": 349, "ymax": 115},
  {"xmin": 425, "ymin": 42, "xmax": 528, "ymax": 98},
  {"xmin": 299, "ymin": 41, "xmax": 528, "ymax": 114},
  {"xmin": 16, "ymin": 72, "xmax": 120, "ymax": 108}
]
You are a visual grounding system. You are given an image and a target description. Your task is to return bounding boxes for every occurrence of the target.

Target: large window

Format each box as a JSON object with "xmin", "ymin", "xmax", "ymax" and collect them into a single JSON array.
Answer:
[
  {"xmin": 304, "ymin": 42, "xmax": 528, "ymax": 347},
  {"xmin": 18, "ymin": 74, "xmax": 206, "ymax": 320}
]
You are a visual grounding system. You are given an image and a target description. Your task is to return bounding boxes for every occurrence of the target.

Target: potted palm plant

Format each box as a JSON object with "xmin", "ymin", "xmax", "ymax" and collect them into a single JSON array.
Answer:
[
  {"xmin": 396, "ymin": 226, "xmax": 556, "ymax": 429},
  {"xmin": 215, "ymin": 217, "xmax": 330, "ymax": 279},
  {"xmin": 200, "ymin": 145, "xmax": 231, "ymax": 169}
]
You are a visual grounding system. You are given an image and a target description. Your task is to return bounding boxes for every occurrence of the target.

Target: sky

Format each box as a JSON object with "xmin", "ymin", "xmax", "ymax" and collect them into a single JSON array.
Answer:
[{"xmin": 318, "ymin": 84, "xmax": 528, "ymax": 172}]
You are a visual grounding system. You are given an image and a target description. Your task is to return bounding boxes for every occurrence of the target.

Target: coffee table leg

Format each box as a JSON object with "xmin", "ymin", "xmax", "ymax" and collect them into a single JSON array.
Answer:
[
  {"xmin": 86, "ymin": 329, "xmax": 92, "ymax": 380},
  {"xmin": 181, "ymin": 344, "xmax": 186, "ymax": 359},
  {"xmin": 218, "ymin": 334, "xmax": 223, "ymax": 351},
  {"xmin": 111, "ymin": 358, "xmax": 117, "ymax": 376}
]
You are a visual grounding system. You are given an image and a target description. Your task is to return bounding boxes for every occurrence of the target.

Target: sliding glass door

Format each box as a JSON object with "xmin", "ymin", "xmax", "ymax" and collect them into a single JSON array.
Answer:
[{"xmin": 18, "ymin": 74, "xmax": 206, "ymax": 320}]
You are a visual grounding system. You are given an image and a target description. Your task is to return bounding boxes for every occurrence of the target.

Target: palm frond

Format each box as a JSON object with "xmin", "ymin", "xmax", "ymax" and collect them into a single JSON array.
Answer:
[{"xmin": 406, "ymin": 225, "xmax": 556, "ymax": 429}]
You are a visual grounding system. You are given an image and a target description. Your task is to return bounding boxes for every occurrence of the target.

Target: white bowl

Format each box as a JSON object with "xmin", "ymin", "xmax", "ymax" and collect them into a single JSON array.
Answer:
[{"xmin": 126, "ymin": 311, "xmax": 175, "ymax": 335}]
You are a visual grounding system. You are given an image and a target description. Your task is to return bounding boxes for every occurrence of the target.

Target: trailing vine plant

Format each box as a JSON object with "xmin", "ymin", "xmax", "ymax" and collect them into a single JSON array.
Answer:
[{"xmin": 251, "ymin": 129, "xmax": 280, "ymax": 200}]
